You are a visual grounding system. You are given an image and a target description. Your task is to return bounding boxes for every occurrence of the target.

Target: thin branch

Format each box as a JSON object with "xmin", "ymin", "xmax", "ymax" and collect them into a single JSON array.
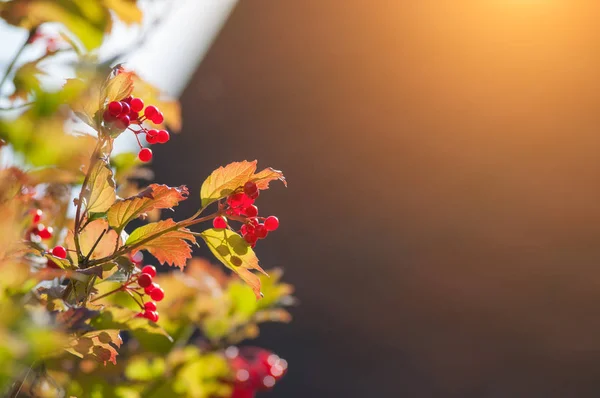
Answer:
[{"xmin": 0, "ymin": 29, "xmax": 35, "ymax": 95}]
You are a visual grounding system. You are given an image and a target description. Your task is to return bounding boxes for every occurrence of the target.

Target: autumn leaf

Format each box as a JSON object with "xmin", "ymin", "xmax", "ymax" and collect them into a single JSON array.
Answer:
[
  {"xmin": 103, "ymin": 69, "xmax": 135, "ymax": 103},
  {"xmin": 200, "ymin": 228, "xmax": 267, "ymax": 299},
  {"xmin": 65, "ymin": 219, "xmax": 120, "ymax": 261},
  {"xmin": 86, "ymin": 159, "xmax": 116, "ymax": 213},
  {"xmin": 107, "ymin": 184, "xmax": 188, "ymax": 232},
  {"xmin": 91, "ymin": 306, "xmax": 172, "ymax": 342},
  {"xmin": 251, "ymin": 167, "xmax": 287, "ymax": 190},
  {"xmin": 66, "ymin": 329, "xmax": 122, "ymax": 365},
  {"xmin": 125, "ymin": 219, "xmax": 196, "ymax": 269},
  {"xmin": 200, "ymin": 161, "xmax": 257, "ymax": 207}
]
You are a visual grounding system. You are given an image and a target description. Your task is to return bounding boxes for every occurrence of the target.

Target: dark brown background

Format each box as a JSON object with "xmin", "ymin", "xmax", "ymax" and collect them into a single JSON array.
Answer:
[{"xmin": 153, "ymin": 1, "xmax": 600, "ymax": 397}]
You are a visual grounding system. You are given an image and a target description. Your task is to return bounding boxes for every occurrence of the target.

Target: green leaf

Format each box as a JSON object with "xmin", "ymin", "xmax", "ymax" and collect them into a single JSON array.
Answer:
[
  {"xmin": 199, "ymin": 228, "xmax": 267, "ymax": 299},
  {"xmin": 125, "ymin": 219, "xmax": 196, "ymax": 269},
  {"xmin": 86, "ymin": 159, "xmax": 116, "ymax": 213},
  {"xmin": 200, "ymin": 161, "xmax": 257, "ymax": 207},
  {"xmin": 107, "ymin": 184, "xmax": 188, "ymax": 232},
  {"xmin": 125, "ymin": 356, "xmax": 166, "ymax": 382},
  {"xmin": 91, "ymin": 306, "xmax": 172, "ymax": 342}
]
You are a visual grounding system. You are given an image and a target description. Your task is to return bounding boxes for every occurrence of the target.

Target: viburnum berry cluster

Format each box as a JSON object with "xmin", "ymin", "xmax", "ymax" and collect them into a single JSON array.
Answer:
[
  {"xmin": 226, "ymin": 347, "xmax": 288, "ymax": 398},
  {"xmin": 93, "ymin": 264, "xmax": 165, "ymax": 323},
  {"xmin": 26, "ymin": 208, "xmax": 53, "ymax": 242},
  {"xmin": 102, "ymin": 96, "xmax": 169, "ymax": 163},
  {"xmin": 213, "ymin": 181, "xmax": 280, "ymax": 248}
]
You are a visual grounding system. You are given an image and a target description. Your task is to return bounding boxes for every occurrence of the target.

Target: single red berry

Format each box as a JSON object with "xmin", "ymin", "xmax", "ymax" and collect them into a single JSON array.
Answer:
[
  {"xmin": 130, "ymin": 97, "xmax": 144, "ymax": 112},
  {"xmin": 213, "ymin": 216, "xmax": 227, "ymax": 229},
  {"xmin": 144, "ymin": 310, "xmax": 159, "ymax": 322},
  {"xmin": 248, "ymin": 190, "xmax": 260, "ymax": 200},
  {"xmin": 144, "ymin": 282, "xmax": 159, "ymax": 295},
  {"xmin": 31, "ymin": 209, "xmax": 42, "ymax": 224},
  {"xmin": 38, "ymin": 226, "xmax": 53, "ymax": 240},
  {"xmin": 243, "ymin": 181, "xmax": 258, "ymax": 196},
  {"xmin": 147, "ymin": 129, "xmax": 158, "ymax": 137},
  {"xmin": 138, "ymin": 273, "xmax": 153, "ymax": 288},
  {"xmin": 264, "ymin": 216, "xmax": 279, "ymax": 232},
  {"xmin": 144, "ymin": 301, "xmax": 157, "ymax": 311},
  {"xmin": 144, "ymin": 105, "xmax": 158, "ymax": 119},
  {"xmin": 255, "ymin": 224, "xmax": 268, "ymax": 239},
  {"xmin": 103, "ymin": 109, "xmax": 116, "ymax": 122},
  {"xmin": 117, "ymin": 115, "xmax": 130, "ymax": 129},
  {"xmin": 142, "ymin": 265, "xmax": 156, "ymax": 278},
  {"xmin": 152, "ymin": 111, "xmax": 164, "ymax": 125},
  {"xmin": 244, "ymin": 233, "xmax": 258, "ymax": 245},
  {"xmin": 240, "ymin": 224, "xmax": 248, "ymax": 235},
  {"xmin": 129, "ymin": 110, "xmax": 139, "ymax": 121},
  {"xmin": 244, "ymin": 205, "xmax": 259, "ymax": 218},
  {"xmin": 119, "ymin": 101, "xmax": 131, "ymax": 116},
  {"xmin": 51, "ymin": 246, "xmax": 67, "ymax": 259},
  {"xmin": 150, "ymin": 287, "xmax": 165, "ymax": 302},
  {"xmin": 156, "ymin": 130, "xmax": 170, "ymax": 144},
  {"xmin": 146, "ymin": 134, "xmax": 157, "ymax": 144},
  {"xmin": 138, "ymin": 148, "xmax": 153, "ymax": 162},
  {"xmin": 108, "ymin": 101, "xmax": 122, "ymax": 116}
]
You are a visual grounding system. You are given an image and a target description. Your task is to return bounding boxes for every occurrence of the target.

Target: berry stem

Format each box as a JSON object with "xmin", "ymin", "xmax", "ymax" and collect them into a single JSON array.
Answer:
[
  {"xmin": 124, "ymin": 288, "xmax": 144, "ymax": 309},
  {"xmin": 90, "ymin": 284, "xmax": 125, "ymax": 303}
]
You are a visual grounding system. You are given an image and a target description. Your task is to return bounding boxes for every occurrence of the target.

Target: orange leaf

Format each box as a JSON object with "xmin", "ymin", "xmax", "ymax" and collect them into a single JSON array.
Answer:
[
  {"xmin": 107, "ymin": 184, "xmax": 188, "ymax": 231},
  {"xmin": 65, "ymin": 219, "xmax": 121, "ymax": 262},
  {"xmin": 66, "ymin": 329, "xmax": 122, "ymax": 365},
  {"xmin": 252, "ymin": 167, "xmax": 287, "ymax": 190},
  {"xmin": 125, "ymin": 219, "xmax": 196, "ymax": 269},
  {"xmin": 103, "ymin": 70, "xmax": 135, "ymax": 103}
]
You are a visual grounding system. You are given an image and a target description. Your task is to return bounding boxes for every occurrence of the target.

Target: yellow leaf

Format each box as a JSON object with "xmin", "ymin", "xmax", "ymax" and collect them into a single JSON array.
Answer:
[
  {"xmin": 107, "ymin": 184, "xmax": 188, "ymax": 232},
  {"xmin": 103, "ymin": 70, "xmax": 135, "ymax": 103},
  {"xmin": 126, "ymin": 219, "xmax": 196, "ymax": 269},
  {"xmin": 200, "ymin": 228, "xmax": 267, "ymax": 299},
  {"xmin": 86, "ymin": 159, "xmax": 116, "ymax": 213},
  {"xmin": 200, "ymin": 161, "xmax": 257, "ymax": 207},
  {"xmin": 252, "ymin": 167, "xmax": 287, "ymax": 190},
  {"xmin": 103, "ymin": 0, "xmax": 143, "ymax": 25},
  {"xmin": 66, "ymin": 329, "xmax": 122, "ymax": 365},
  {"xmin": 65, "ymin": 219, "xmax": 120, "ymax": 261}
]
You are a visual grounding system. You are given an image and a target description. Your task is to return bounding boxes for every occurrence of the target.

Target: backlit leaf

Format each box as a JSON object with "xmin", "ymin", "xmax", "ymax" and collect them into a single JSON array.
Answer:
[
  {"xmin": 86, "ymin": 159, "xmax": 116, "ymax": 213},
  {"xmin": 125, "ymin": 219, "xmax": 196, "ymax": 269},
  {"xmin": 199, "ymin": 228, "xmax": 267, "ymax": 299},
  {"xmin": 200, "ymin": 161, "xmax": 257, "ymax": 207},
  {"xmin": 65, "ymin": 329, "xmax": 122, "ymax": 365},
  {"xmin": 107, "ymin": 184, "xmax": 188, "ymax": 232},
  {"xmin": 131, "ymin": 73, "xmax": 181, "ymax": 131},
  {"xmin": 65, "ymin": 219, "xmax": 120, "ymax": 261},
  {"xmin": 251, "ymin": 167, "xmax": 287, "ymax": 190},
  {"xmin": 103, "ymin": 70, "xmax": 135, "ymax": 103},
  {"xmin": 103, "ymin": 0, "xmax": 143, "ymax": 25}
]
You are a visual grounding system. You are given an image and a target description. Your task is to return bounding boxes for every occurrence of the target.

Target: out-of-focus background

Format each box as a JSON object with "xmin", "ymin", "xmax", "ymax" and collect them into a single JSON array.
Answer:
[{"xmin": 7, "ymin": 1, "xmax": 600, "ymax": 397}]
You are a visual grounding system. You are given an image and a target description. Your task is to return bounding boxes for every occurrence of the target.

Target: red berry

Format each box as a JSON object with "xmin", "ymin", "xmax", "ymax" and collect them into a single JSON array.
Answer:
[
  {"xmin": 213, "ymin": 216, "xmax": 227, "ymax": 229},
  {"xmin": 244, "ymin": 205, "xmax": 258, "ymax": 218},
  {"xmin": 144, "ymin": 301, "xmax": 157, "ymax": 311},
  {"xmin": 228, "ymin": 193, "xmax": 246, "ymax": 207},
  {"xmin": 152, "ymin": 111, "xmax": 164, "ymax": 125},
  {"xmin": 130, "ymin": 97, "xmax": 144, "ymax": 112},
  {"xmin": 138, "ymin": 273, "xmax": 153, "ymax": 288},
  {"xmin": 150, "ymin": 287, "xmax": 165, "ymax": 301},
  {"xmin": 38, "ymin": 226, "xmax": 53, "ymax": 240},
  {"xmin": 243, "ymin": 181, "xmax": 258, "ymax": 196},
  {"xmin": 147, "ymin": 129, "xmax": 158, "ymax": 137},
  {"xmin": 51, "ymin": 246, "xmax": 67, "ymax": 259},
  {"xmin": 141, "ymin": 265, "xmax": 156, "ymax": 278},
  {"xmin": 156, "ymin": 130, "xmax": 170, "ymax": 144},
  {"xmin": 248, "ymin": 190, "xmax": 260, "ymax": 200},
  {"xmin": 264, "ymin": 216, "xmax": 279, "ymax": 232},
  {"xmin": 138, "ymin": 148, "xmax": 152, "ymax": 162},
  {"xmin": 123, "ymin": 96, "xmax": 132, "ymax": 103},
  {"xmin": 135, "ymin": 312, "xmax": 144, "ymax": 318},
  {"xmin": 144, "ymin": 310, "xmax": 159, "ymax": 322},
  {"xmin": 144, "ymin": 105, "xmax": 158, "ymax": 119},
  {"xmin": 31, "ymin": 209, "xmax": 42, "ymax": 224},
  {"xmin": 244, "ymin": 233, "xmax": 258, "ymax": 245},
  {"xmin": 108, "ymin": 101, "xmax": 122, "ymax": 116},
  {"xmin": 103, "ymin": 109, "xmax": 116, "ymax": 122},
  {"xmin": 119, "ymin": 101, "xmax": 130, "ymax": 116},
  {"xmin": 146, "ymin": 134, "xmax": 157, "ymax": 144},
  {"xmin": 129, "ymin": 110, "xmax": 139, "ymax": 121},
  {"xmin": 117, "ymin": 115, "xmax": 130, "ymax": 128},
  {"xmin": 255, "ymin": 224, "xmax": 268, "ymax": 239},
  {"xmin": 144, "ymin": 282, "xmax": 159, "ymax": 295}
]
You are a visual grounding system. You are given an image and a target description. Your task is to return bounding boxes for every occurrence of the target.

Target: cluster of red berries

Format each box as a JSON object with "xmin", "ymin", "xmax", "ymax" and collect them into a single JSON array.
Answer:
[
  {"xmin": 131, "ymin": 265, "xmax": 164, "ymax": 323},
  {"xmin": 27, "ymin": 209, "xmax": 54, "ymax": 242},
  {"xmin": 212, "ymin": 181, "xmax": 280, "ymax": 248},
  {"xmin": 102, "ymin": 97, "xmax": 170, "ymax": 163},
  {"xmin": 226, "ymin": 346, "xmax": 288, "ymax": 398}
]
